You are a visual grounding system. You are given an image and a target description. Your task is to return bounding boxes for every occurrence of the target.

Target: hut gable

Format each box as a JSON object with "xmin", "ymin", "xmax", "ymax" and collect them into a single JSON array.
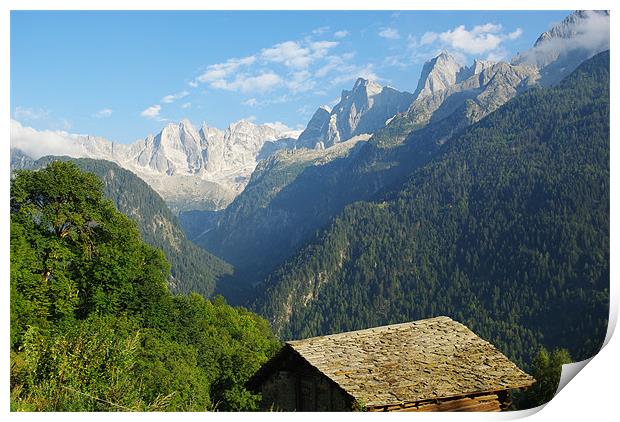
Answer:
[{"xmin": 249, "ymin": 316, "xmax": 535, "ymax": 411}]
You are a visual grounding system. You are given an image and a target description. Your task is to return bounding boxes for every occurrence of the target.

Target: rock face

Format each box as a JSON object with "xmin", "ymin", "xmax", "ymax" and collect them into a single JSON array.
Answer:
[
  {"xmin": 406, "ymin": 59, "xmax": 540, "ymax": 129},
  {"xmin": 369, "ymin": 51, "xmax": 541, "ymax": 150},
  {"xmin": 298, "ymin": 78, "xmax": 414, "ymax": 149},
  {"xmin": 413, "ymin": 51, "xmax": 469, "ymax": 99},
  {"xmin": 297, "ymin": 106, "xmax": 332, "ymax": 149},
  {"xmin": 11, "ymin": 118, "xmax": 296, "ymax": 212},
  {"xmin": 126, "ymin": 120, "xmax": 298, "ymax": 212},
  {"xmin": 512, "ymin": 10, "xmax": 610, "ymax": 85}
]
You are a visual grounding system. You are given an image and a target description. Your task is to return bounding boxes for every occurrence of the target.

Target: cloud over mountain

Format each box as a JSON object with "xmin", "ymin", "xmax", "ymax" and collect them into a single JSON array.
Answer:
[
  {"xmin": 190, "ymin": 36, "xmax": 376, "ymax": 99},
  {"xmin": 10, "ymin": 119, "xmax": 84, "ymax": 160},
  {"xmin": 419, "ymin": 22, "xmax": 522, "ymax": 57},
  {"xmin": 512, "ymin": 10, "xmax": 609, "ymax": 68}
]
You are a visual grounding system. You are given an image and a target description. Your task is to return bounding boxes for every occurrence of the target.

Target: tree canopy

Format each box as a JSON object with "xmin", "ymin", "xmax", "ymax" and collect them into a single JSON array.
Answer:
[{"xmin": 10, "ymin": 161, "xmax": 279, "ymax": 411}]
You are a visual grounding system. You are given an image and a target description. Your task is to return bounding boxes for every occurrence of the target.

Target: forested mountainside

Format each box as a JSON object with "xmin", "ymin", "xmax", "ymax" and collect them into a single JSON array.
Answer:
[
  {"xmin": 11, "ymin": 155, "xmax": 232, "ymax": 297},
  {"xmin": 10, "ymin": 162, "xmax": 279, "ymax": 411},
  {"xmin": 254, "ymin": 51, "xmax": 610, "ymax": 367},
  {"xmin": 182, "ymin": 11, "xmax": 609, "ymax": 302},
  {"xmin": 192, "ymin": 59, "xmax": 541, "ymax": 299}
]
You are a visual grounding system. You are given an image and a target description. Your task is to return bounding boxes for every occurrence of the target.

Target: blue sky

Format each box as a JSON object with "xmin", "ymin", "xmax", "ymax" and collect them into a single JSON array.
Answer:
[{"xmin": 11, "ymin": 10, "xmax": 570, "ymax": 144}]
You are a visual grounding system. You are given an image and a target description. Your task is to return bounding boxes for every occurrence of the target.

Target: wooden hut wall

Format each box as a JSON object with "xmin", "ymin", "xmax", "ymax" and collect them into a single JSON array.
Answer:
[{"xmin": 257, "ymin": 350, "xmax": 352, "ymax": 411}]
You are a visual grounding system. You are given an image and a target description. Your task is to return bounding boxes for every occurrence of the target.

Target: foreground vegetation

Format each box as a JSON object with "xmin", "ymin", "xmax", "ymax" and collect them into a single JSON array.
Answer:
[
  {"xmin": 10, "ymin": 162, "xmax": 280, "ymax": 411},
  {"xmin": 11, "ymin": 155, "xmax": 232, "ymax": 298}
]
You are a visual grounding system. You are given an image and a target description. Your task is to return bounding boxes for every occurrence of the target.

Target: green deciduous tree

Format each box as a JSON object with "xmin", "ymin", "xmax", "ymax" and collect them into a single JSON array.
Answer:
[
  {"xmin": 10, "ymin": 162, "xmax": 279, "ymax": 411},
  {"xmin": 515, "ymin": 348, "xmax": 572, "ymax": 409}
]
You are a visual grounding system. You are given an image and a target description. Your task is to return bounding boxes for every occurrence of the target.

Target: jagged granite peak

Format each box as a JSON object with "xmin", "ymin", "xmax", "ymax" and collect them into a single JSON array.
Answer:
[
  {"xmin": 469, "ymin": 59, "xmax": 496, "ymax": 77},
  {"xmin": 404, "ymin": 60, "xmax": 540, "ymax": 131},
  {"xmin": 534, "ymin": 10, "xmax": 609, "ymax": 47},
  {"xmin": 11, "ymin": 117, "xmax": 300, "ymax": 212},
  {"xmin": 348, "ymin": 77, "xmax": 383, "ymax": 97},
  {"xmin": 413, "ymin": 51, "xmax": 468, "ymax": 100},
  {"xmin": 512, "ymin": 10, "xmax": 609, "ymax": 85},
  {"xmin": 296, "ymin": 107, "xmax": 332, "ymax": 149},
  {"xmin": 298, "ymin": 78, "xmax": 414, "ymax": 149},
  {"xmin": 144, "ymin": 119, "xmax": 205, "ymax": 175}
]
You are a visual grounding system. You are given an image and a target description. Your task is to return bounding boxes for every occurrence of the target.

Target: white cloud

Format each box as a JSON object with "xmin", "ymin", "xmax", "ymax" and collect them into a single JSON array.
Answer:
[
  {"xmin": 264, "ymin": 121, "xmax": 292, "ymax": 132},
  {"xmin": 188, "ymin": 34, "xmax": 374, "ymax": 99},
  {"xmin": 264, "ymin": 121, "xmax": 303, "ymax": 139},
  {"xmin": 315, "ymin": 52, "xmax": 356, "ymax": 78},
  {"xmin": 196, "ymin": 55, "xmax": 256, "ymax": 84},
  {"xmin": 217, "ymin": 72, "xmax": 282, "ymax": 93},
  {"xmin": 312, "ymin": 26, "xmax": 330, "ymax": 35},
  {"xmin": 378, "ymin": 27, "xmax": 400, "ymax": 40},
  {"xmin": 260, "ymin": 40, "xmax": 339, "ymax": 70},
  {"xmin": 330, "ymin": 63, "xmax": 379, "ymax": 86},
  {"xmin": 420, "ymin": 32, "xmax": 439, "ymax": 45},
  {"xmin": 13, "ymin": 107, "xmax": 72, "ymax": 130},
  {"xmin": 161, "ymin": 90, "xmax": 189, "ymax": 104},
  {"xmin": 242, "ymin": 95, "xmax": 291, "ymax": 108},
  {"xmin": 508, "ymin": 28, "xmax": 523, "ymax": 40},
  {"xmin": 310, "ymin": 41, "xmax": 339, "ymax": 58},
  {"xmin": 196, "ymin": 38, "xmax": 340, "ymax": 94},
  {"xmin": 514, "ymin": 11, "xmax": 609, "ymax": 67},
  {"xmin": 13, "ymin": 106, "xmax": 50, "ymax": 121},
  {"xmin": 141, "ymin": 104, "xmax": 161, "ymax": 119},
  {"xmin": 296, "ymin": 104, "xmax": 315, "ymax": 118},
  {"xmin": 486, "ymin": 49, "xmax": 509, "ymax": 62},
  {"xmin": 242, "ymin": 98, "xmax": 258, "ymax": 107},
  {"xmin": 287, "ymin": 70, "xmax": 316, "ymax": 93},
  {"xmin": 471, "ymin": 23, "xmax": 503, "ymax": 34},
  {"xmin": 261, "ymin": 41, "xmax": 312, "ymax": 69},
  {"xmin": 92, "ymin": 108, "xmax": 113, "ymax": 118},
  {"xmin": 384, "ymin": 55, "xmax": 408, "ymax": 68},
  {"xmin": 10, "ymin": 119, "xmax": 84, "ymax": 160},
  {"xmin": 438, "ymin": 25, "xmax": 503, "ymax": 54},
  {"xmin": 418, "ymin": 22, "xmax": 526, "ymax": 57},
  {"xmin": 181, "ymin": 102, "xmax": 192, "ymax": 109}
]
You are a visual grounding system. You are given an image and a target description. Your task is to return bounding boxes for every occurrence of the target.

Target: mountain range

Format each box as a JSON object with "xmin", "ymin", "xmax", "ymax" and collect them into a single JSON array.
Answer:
[
  {"xmin": 176, "ymin": 10, "xmax": 608, "ymax": 294},
  {"xmin": 11, "ymin": 11, "xmax": 609, "ymax": 218},
  {"xmin": 11, "ymin": 118, "xmax": 298, "ymax": 213}
]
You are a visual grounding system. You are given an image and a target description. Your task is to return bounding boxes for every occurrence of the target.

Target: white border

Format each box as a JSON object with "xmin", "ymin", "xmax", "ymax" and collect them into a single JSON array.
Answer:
[{"xmin": 2, "ymin": 2, "xmax": 616, "ymax": 422}]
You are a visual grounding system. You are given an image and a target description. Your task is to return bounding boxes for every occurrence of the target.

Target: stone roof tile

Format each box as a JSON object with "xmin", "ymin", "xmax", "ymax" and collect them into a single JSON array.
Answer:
[{"xmin": 286, "ymin": 316, "xmax": 535, "ymax": 407}]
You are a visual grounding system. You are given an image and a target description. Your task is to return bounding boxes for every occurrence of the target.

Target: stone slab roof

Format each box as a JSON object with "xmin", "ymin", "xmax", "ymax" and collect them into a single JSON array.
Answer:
[{"xmin": 286, "ymin": 316, "xmax": 535, "ymax": 408}]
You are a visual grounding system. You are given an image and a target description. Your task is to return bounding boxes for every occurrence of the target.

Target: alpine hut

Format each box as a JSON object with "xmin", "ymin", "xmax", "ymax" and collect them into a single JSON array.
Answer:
[{"xmin": 247, "ymin": 316, "xmax": 535, "ymax": 411}]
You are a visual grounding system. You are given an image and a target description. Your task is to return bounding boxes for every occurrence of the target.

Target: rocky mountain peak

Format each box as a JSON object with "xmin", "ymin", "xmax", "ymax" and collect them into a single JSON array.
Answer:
[
  {"xmin": 340, "ymin": 78, "xmax": 383, "ymax": 105},
  {"xmin": 534, "ymin": 10, "xmax": 609, "ymax": 47},
  {"xmin": 352, "ymin": 77, "xmax": 383, "ymax": 96},
  {"xmin": 414, "ymin": 51, "xmax": 466, "ymax": 100},
  {"xmin": 470, "ymin": 59, "xmax": 495, "ymax": 76},
  {"xmin": 298, "ymin": 78, "xmax": 414, "ymax": 149},
  {"xmin": 297, "ymin": 106, "xmax": 333, "ymax": 149},
  {"xmin": 229, "ymin": 119, "xmax": 254, "ymax": 130},
  {"xmin": 179, "ymin": 118, "xmax": 193, "ymax": 128},
  {"xmin": 512, "ymin": 10, "xmax": 609, "ymax": 85}
]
